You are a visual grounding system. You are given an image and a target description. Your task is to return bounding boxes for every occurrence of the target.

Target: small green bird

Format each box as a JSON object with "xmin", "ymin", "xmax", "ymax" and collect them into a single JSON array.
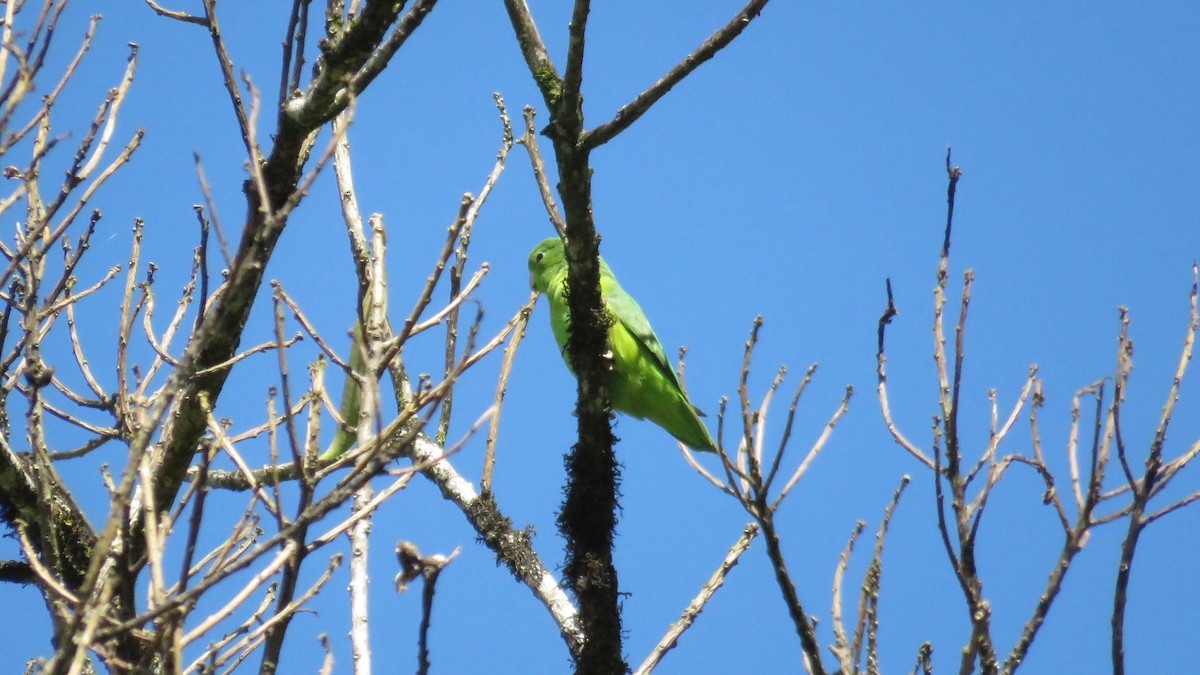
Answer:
[{"xmin": 528, "ymin": 237, "xmax": 717, "ymax": 452}]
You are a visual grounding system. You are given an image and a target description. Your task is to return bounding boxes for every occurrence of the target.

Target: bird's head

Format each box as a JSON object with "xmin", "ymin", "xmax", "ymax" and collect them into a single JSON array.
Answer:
[{"xmin": 528, "ymin": 236, "xmax": 566, "ymax": 293}]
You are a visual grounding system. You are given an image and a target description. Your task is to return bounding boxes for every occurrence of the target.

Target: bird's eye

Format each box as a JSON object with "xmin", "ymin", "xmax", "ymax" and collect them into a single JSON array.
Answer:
[{"xmin": 535, "ymin": 252, "xmax": 544, "ymax": 262}]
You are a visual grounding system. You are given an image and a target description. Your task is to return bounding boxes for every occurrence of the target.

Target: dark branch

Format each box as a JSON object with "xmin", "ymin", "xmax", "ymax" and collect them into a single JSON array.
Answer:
[{"xmin": 583, "ymin": 0, "xmax": 770, "ymax": 150}]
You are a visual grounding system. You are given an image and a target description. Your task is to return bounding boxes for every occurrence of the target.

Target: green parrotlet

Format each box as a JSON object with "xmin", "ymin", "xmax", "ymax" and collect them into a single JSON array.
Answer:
[{"xmin": 528, "ymin": 237, "xmax": 717, "ymax": 452}]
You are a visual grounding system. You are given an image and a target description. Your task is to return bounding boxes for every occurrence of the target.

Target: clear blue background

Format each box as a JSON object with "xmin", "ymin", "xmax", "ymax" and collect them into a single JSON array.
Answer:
[{"xmin": 3, "ymin": 1, "xmax": 1198, "ymax": 672}]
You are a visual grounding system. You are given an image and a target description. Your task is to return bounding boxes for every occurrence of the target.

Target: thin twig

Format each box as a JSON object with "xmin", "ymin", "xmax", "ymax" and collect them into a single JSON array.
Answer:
[
  {"xmin": 516, "ymin": 106, "xmax": 566, "ymax": 236},
  {"xmin": 144, "ymin": 0, "xmax": 208, "ymax": 25},
  {"xmin": 634, "ymin": 523, "xmax": 759, "ymax": 675},
  {"xmin": 582, "ymin": 0, "xmax": 771, "ymax": 150},
  {"xmin": 482, "ymin": 292, "xmax": 537, "ymax": 492}
]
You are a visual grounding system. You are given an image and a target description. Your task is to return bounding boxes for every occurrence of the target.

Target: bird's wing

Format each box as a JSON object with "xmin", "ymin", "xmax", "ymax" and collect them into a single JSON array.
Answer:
[{"xmin": 601, "ymin": 271, "xmax": 684, "ymax": 390}]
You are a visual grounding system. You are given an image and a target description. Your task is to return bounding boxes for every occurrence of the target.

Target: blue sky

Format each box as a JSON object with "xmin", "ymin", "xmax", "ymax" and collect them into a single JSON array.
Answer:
[{"xmin": 3, "ymin": 1, "xmax": 1198, "ymax": 672}]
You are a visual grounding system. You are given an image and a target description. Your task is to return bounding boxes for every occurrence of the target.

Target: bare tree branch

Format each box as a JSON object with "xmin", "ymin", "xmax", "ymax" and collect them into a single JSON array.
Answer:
[
  {"xmin": 634, "ymin": 523, "xmax": 759, "ymax": 675},
  {"xmin": 582, "ymin": 0, "xmax": 771, "ymax": 150}
]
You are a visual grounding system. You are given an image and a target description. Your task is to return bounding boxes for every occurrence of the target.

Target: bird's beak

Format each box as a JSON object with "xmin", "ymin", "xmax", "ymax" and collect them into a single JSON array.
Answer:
[{"xmin": 528, "ymin": 271, "xmax": 536, "ymax": 291}]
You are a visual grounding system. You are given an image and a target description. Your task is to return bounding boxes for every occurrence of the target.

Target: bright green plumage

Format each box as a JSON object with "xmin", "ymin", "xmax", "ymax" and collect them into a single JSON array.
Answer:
[{"xmin": 528, "ymin": 237, "xmax": 716, "ymax": 452}]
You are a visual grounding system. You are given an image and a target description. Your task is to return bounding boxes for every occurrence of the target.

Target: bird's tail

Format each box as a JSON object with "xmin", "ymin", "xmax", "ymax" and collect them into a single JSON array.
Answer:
[{"xmin": 676, "ymin": 405, "xmax": 717, "ymax": 453}]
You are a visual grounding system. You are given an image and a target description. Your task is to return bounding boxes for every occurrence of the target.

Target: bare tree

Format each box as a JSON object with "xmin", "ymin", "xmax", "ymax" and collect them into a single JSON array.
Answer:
[
  {"xmin": 502, "ymin": 1, "xmax": 771, "ymax": 669},
  {"xmin": 874, "ymin": 152, "xmax": 1200, "ymax": 675},
  {"xmin": 0, "ymin": 2, "xmax": 1196, "ymax": 674},
  {"xmin": 0, "ymin": 0, "xmax": 560, "ymax": 671}
]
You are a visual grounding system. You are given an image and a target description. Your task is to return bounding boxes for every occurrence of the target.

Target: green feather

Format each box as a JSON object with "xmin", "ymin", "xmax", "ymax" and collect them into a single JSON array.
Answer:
[
  {"xmin": 528, "ymin": 237, "xmax": 716, "ymax": 452},
  {"xmin": 321, "ymin": 320, "xmax": 365, "ymax": 461}
]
